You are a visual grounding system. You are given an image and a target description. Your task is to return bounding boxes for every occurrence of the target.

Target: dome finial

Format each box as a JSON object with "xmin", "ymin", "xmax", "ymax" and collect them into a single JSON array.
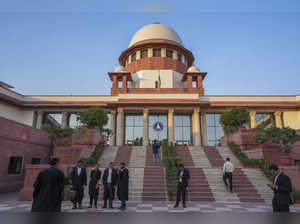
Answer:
[{"xmin": 152, "ymin": 22, "xmax": 160, "ymax": 24}]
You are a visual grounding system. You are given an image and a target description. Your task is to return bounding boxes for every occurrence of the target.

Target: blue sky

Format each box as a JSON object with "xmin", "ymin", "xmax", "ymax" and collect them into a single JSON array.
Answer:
[{"xmin": 0, "ymin": 1, "xmax": 300, "ymax": 95}]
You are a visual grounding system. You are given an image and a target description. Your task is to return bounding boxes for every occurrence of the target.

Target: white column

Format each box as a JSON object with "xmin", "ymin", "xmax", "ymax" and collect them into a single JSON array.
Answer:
[
  {"xmin": 36, "ymin": 111, "xmax": 44, "ymax": 129},
  {"xmin": 143, "ymin": 109, "xmax": 149, "ymax": 146},
  {"xmin": 168, "ymin": 108, "xmax": 174, "ymax": 143},
  {"xmin": 275, "ymin": 111, "xmax": 283, "ymax": 128},
  {"xmin": 192, "ymin": 108, "xmax": 201, "ymax": 146},
  {"xmin": 200, "ymin": 112, "xmax": 208, "ymax": 146},
  {"xmin": 110, "ymin": 110, "xmax": 116, "ymax": 146},
  {"xmin": 249, "ymin": 111, "xmax": 256, "ymax": 129},
  {"xmin": 116, "ymin": 108, "xmax": 124, "ymax": 146},
  {"xmin": 61, "ymin": 112, "xmax": 69, "ymax": 128}
]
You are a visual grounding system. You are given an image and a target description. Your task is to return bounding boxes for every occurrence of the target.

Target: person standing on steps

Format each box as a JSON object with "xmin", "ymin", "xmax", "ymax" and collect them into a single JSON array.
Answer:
[
  {"xmin": 174, "ymin": 164, "xmax": 190, "ymax": 208},
  {"xmin": 70, "ymin": 160, "xmax": 87, "ymax": 209},
  {"xmin": 152, "ymin": 139, "xmax": 160, "ymax": 165},
  {"xmin": 88, "ymin": 163, "xmax": 101, "ymax": 209},
  {"xmin": 223, "ymin": 157, "xmax": 234, "ymax": 193},
  {"xmin": 31, "ymin": 158, "xmax": 65, "ymax": 212},
  {"xmin": 102, "ymin": 162, "xmax": 118, "ymax": 209},
  {"xmin": 117, "ymin": 162, "xmax": 129, "ymax": 210},
  {"xmin": 268, "ymin": 164, "xmax": 293, "ymax": 212}
]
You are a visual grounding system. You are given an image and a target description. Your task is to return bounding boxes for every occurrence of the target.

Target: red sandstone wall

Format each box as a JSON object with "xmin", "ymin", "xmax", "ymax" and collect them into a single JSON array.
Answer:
[{"xmin": 0, "ymin": 116, "xmax": 51, "ymax": 193}]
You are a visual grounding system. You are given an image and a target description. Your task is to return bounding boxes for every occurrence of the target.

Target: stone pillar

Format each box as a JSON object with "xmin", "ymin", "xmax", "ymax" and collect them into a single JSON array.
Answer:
[
  {"xmin": 249, "ymin": 111, "xmax": 256, "ymax": 129},
  {"xmin": 192, "ymin": 108, "xmax": 201, "ymax": 146},
  {"xmin": 136, "ymin": 50, "xmax": 141, "ymax": 60},
  {"xmin": 161, "ymin": 48, "xmax": 166, "ymax": 57},
  {"xmin": 187, "ymin": 75, "xmax": 193, "ymax": 89},
  {"xmin": 61, "ymin": 112, "xmax": 69, "ymax": 128},
  {"xmin": 200, "ymin": 112, "xmax": 208, "ymax": 146},
  {"xmin": 168, "ymin": 108, "xmax": 174, "ymax": 143},
  {"xmin": 110, "ymin": 110, "xmax": 116, "ymax": 146},
  {"xmin": 116, "ymin": 108, "xmax": 124, "ymax": 146},
  {"xmin": 122, "ymin": 75, "xmax": 127, "ymax": 91},
  {"xmin": 143, "ymin": 109, "xmax": 149, "ymax": 146},
  {"xmin": 148, "ymin": 48, "xmax": 153, "ymax": 57},
  {"xmin": 112, "ymin": 75, "xmax": 118, "ymax": 89},
  {"xmin": 275, "ymin": 111, "xmax": 283, "ymax": 128},
  {"xmin": 36, "ymin": 111, "xmax": 44, "ymax": 129}
]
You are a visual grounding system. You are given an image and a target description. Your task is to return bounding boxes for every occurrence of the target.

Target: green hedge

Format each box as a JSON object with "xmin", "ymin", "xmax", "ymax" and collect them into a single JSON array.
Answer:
[
  {"xmin": 80, "ymin": 141, "xmax": 105, "ymax": 165},
  {"xmin": 228, "ymin": 141, "xmax": 274, "ymax": 179},
  {"xmin": 162, "ymin": 141, "xmax": 182, "ymax": 198}
]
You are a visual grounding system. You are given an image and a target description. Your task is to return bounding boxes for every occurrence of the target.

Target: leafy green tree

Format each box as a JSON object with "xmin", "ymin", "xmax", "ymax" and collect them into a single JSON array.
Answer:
[
  {"xmin": 220, "ymin": 107, "xmax": 250, "ymax": 134},
  {"xmin": 77, "ymin": 107, "xmax": 109, "ymax": 132}
]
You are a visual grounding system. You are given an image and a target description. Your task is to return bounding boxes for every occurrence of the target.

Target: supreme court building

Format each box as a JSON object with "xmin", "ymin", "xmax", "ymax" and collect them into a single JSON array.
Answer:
[{"xmin": 1, "ymin": 22, "xmax": 300, "ymax": 147}]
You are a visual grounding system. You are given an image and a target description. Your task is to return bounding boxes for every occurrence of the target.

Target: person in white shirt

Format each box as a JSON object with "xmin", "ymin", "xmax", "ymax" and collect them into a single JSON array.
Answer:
[{"xmin": 223, "ymin": 158, "xmax": 234, "ymax": 193}]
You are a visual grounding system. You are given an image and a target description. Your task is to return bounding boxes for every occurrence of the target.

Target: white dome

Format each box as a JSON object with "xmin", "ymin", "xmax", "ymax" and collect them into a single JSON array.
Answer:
[
  {"xmin": 187, "ymin": 64, "xmax": 200, "ymax": 73},
  {"xmin": 114, "ymin": 65, "xmax": 127, "ymax": 73},
  {"xmin": 129, "ymin": 22, "xmax": 183, "ymax": 47}
]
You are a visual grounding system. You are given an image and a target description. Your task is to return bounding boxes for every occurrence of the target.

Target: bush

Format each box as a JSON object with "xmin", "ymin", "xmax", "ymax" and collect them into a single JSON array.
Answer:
[
  {"xmin": 80, "ymin": 141, "xmax": 105, "ymax": 165},
  {"xmin": 228, "ymin": 141, "xmax": 274, "ymax": 179},
  {"xmin": 41, "ymin": 124, "xmax": 74, "ymax": 146},
  {"xmin": 254, "ymin": 126, "xmax": 300, "ymax": 154},
  {"xmin": 292, "ymin": 190, "xmax": 300, "ymax": 201},
  {"xmin": 162, "ymin": 142, "xmax": 182, "ymax": 199}
]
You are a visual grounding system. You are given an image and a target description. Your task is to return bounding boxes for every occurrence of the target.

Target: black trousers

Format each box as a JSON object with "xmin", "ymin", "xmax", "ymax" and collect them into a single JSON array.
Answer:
[
  {"xmin": 103, "ymin": 183, "xmax": 114, "ymax": 207},
  {"xmin": 89, "ymin": 188, "xmax": 99, "ymax": 206},
  {"xmin": 73, "ymin": 186, "xmax": 84, "ymax": 205},
  {"xmin": 272, "ymin": 198, "xmax": 290, "ymax": 212},
  {"xmin": 176, "ymin": 183, "xmax": 187, "ymax": 205},
  {"xmin": 223, "ymin": 172, "xmax": 233, "ymax": 191}
]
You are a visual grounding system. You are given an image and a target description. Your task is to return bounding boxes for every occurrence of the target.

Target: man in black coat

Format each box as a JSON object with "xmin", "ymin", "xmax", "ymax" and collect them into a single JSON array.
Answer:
[
  {"xmin": 268, "ymin": 164, "xmax": 293, "ymax": 212},
  {"xmin": 70, "ymin": 160, "xmax": 87, "ymax": 209},
  {"xmin": 174, "ymin": 164, "xmax": 190, "ymax": 208},
  {"xmin": 88, "ymin": 163, "xmax": 101, "ymax": 209},
  {"xmin": 102, "ymin": 162, "xmax": 118, "ymax": 209},
  {"xmin": 117, "ymin": 162, "xmax": 129, "ymax": 210},
  {"xmin": 31, "ymin": 158, "xmax": 65, "ymax": 212}
]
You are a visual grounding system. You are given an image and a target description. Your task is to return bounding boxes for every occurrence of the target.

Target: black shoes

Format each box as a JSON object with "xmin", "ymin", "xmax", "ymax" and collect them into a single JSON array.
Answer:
[{"xmin": 173, "ymin": 204, "xmax": 179, "ymax": 208}]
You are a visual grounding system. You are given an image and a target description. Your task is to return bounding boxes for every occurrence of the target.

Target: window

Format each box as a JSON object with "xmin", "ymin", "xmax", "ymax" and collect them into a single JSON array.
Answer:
[
  {"xmin": 31, "ymin": 157, "xmax": 41, "ymax": 165},
  {"xmin": 8, "ymin": 156, "xmax": 23, "ymax": 174},
  {"xmin": 153, "ymin": 48, "xmax": 161, "ymax": 57},
  {"xmin": 141, "ymin": 49, "xmax": 148, "ymax": 59},
  {"xmin": 125, "ymin": 114, "xmax": 143, "ymax": 145},
  {"xmin": 206, "ymin": 113, "xmax": 224, "ymax": 146},
  {"xmin": 42, "ymin": 112, "xmax": 63, "ymax": 128},
  {"xmin": 118, "ymin": 81, "xmax": 123, "ymax": 88},
  {"xmin": 131, "ymin": 53, "xmax": 136, "ymax": 62},
  {"xmin": 68, "ymin": 113, "xmax": 83, "ymax": 128},
  {"xmin": 174, "ymin": 115, "xmax": 192, "ymax": 144},
  {"xmin": 177, "ymin": 54, "xmax": 182, "ymax": 62},
  {"xmin": 166, "ymin": 49, "xmax": 173, "ymax": 58}
]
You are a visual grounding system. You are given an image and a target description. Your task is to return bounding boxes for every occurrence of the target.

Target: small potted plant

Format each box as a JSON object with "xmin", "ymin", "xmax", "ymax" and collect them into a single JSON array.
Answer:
[{"xmin": 292, "ymin": 190, "xmax": 300, "ymax": 204}]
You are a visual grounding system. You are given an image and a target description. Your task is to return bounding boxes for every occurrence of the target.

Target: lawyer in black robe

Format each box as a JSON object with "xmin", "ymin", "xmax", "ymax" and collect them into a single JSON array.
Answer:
[
  {"xmin": 70, "ymin": 160, "xmax": 87, "ymax": 209},
  {"xmin": 31, "ymin": 158, "xmax": 65, "ymax": 212},
  {"xmin": 117, "ymin": 163, "xmax": 129, "ymax": 210},
  {"xmin": 88, "ymin": 164, "xmax": 101, "ymax": 208}
]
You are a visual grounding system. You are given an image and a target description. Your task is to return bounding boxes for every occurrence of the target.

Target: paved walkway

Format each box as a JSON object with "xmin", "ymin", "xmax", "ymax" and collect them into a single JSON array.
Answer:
[{"xmin": 1, "ymin": 201, "xmax": 300, "ymax": 213}]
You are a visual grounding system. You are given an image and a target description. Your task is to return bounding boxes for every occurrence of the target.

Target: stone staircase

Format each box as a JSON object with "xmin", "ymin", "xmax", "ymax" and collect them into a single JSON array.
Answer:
[
  {"xmin": 129, "ymin": 146, "xmax": 146, "ymax": 167},
  {"xmin": 142, "ymin": 167, "xmax": 166, "ymax": 201},
  {"xmin": 188, "ymin": 146, "xmax": 211, "ymax": 168},
  {"xmin": 203, "ymin": 168, "xmax": 240, "ymax": 203},
  {"xmin": 85, "ymin": 145, "xmax": 273, "ymax": 203},
  {"xmin": 188, "ymin": 168, "xmax": 214, "ymax": 201},
  {"xmin": 216, "ymin": 146, "xmax": 243, "ymax": 168},
  {"xmin": 176, "ymin": 146, "xmax": 195, "ymax": 167}
]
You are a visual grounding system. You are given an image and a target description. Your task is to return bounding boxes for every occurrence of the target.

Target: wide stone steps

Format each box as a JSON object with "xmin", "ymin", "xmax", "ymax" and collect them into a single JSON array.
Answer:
[
  {"xmin": 188, "ymin": 146, "xmax": 211, "ymax": 168},
  {"xmin": 129, "ymin": 146, "xmax": 146, "ymax": 167},
  {"xmin": 98, "ymin": 146, "xmax": 118, "ymax": 168},
  {"xmin": 216, "ymin": 146, "xmax": 243, "ymax": 168},
  {"xmin": 203, "ymin": 146, "xmax": 225, "ymax": 167},
  {"xmin": 142, "ymin": 167, "xmax": 166, "ymax": 201},
  {"xmin": 176, "ymin": 146, "xmax": 195, "ymax": 167}
]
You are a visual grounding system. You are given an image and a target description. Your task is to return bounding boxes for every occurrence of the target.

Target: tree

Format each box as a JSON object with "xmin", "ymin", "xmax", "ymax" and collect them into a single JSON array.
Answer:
[
  {"xmin": 41, "ymin": 124, "xmax": 74, "ymax": 146},
  {"xmin": 220, "ymin": 107, "xmax": 250, "ymax": 134},
  {"xmin": 254, "ymin": 126, "xmax": 300, "ymax": 153},
  {"xmin": 77, "ymin": 107, "xmax": 109, "ymax": 132}
]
